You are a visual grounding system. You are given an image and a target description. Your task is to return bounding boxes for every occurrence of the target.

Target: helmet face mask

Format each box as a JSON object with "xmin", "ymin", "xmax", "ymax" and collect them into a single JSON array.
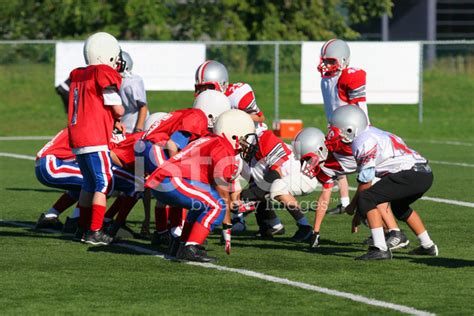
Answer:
[
  {"xmin": 317, "ymin": 57, "xmax": 341, "ymax": 78},
  {"xmin": 118, "ymin": 50, "xmax": 133, "ymax": 75},
  {"xmin": 239, "ymin": 133, "xmax": 258, "ymax": 162},
  {"xmin": 300, "ymin": 152, "xmax": 322, "ymax": 178}
]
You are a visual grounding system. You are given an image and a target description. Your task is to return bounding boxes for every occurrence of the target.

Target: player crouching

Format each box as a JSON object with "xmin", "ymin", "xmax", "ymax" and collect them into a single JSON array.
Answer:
[
  {"xmin": 330, "ymin": 105, "xmax": 438, "ymax": 260},
  {"xmin": 145, "ymin": 110, "xmax": 257, "ymax": 262}
]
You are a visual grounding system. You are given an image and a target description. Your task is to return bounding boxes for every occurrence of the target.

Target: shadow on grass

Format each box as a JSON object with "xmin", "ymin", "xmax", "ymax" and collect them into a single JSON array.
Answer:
[
  {"xmin": 5, "ymin": 187, "xmax": 63, "ymax": 194},
  {"xmin": 396, "ymin": 255, "xmax": 474, "ymax": 268}
]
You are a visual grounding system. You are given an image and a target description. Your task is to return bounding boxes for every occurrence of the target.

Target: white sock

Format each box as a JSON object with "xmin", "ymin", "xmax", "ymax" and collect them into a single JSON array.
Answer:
[
  {"xmin": 296, "ymin": 217, "xmax": 309, "ymax": 226},
  {"xmin": 340, "ymin": 197, "xmax": 350, "ymax": 208},
  {"xmin": 417, "ymin": 231, "xmax": 434, "ymax": 248},
  {"xmin": 170, "ymin": 226, "xmax": 182, "ymax": 238},
  {"xmin": 388, "ymin": 228, "xmax": 400, "ymax": 232},
  {"xmin": 71, "ymin": 208, "xmax": 80, "ymax": 219},
  {"xmin": 371, "ymin": 227, "xmax": 388, "ymax": 251},
  {"xmin": 185, "ymin": 241, "xmax": 199, "ymax": 246}
]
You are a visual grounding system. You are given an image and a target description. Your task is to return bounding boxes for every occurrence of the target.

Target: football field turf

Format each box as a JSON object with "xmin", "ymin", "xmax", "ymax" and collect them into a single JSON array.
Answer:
[{"xmin": 0, "ymin": 64, "xmax": 473, "ymax": 314}]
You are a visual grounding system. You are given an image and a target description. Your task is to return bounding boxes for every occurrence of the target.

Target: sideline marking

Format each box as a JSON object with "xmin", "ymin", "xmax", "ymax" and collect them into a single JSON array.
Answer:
[
  {"xmin": 0, "ymin": 136, "xmax": 53, "ymax": 141},
  {"xmin": 0, "ymin": 220, "xmax": 435, "ymax": 316},
  {"xmin": 1, "ymin": 152, "xmax": 473, "ymax": 209},
  {"xmin": 430, "ymin": 160, "xmax": 474, "ymax": 168},
  {"xmin": 405, "ymin": 139, "xmax": 474, "ymax": 147}
]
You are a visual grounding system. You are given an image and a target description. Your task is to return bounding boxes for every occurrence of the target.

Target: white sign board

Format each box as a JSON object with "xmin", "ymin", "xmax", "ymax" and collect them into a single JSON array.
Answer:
[
  {"xmin": 301, "ymin": 41, "xmax": 421, "ymax": 104},
  {"xmin": 55, "ymin": 42, "xmax": 206, "ymax": 91}
]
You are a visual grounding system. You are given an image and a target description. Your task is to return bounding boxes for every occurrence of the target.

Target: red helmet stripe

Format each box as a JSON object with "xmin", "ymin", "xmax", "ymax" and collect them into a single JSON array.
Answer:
[
  {"xmin": 322, "ymin": 39, "xmax": 337, "ymax": 56},
  {"xmin": 199, "ymin": 61, "xmax": 211, "ymax": 82}
]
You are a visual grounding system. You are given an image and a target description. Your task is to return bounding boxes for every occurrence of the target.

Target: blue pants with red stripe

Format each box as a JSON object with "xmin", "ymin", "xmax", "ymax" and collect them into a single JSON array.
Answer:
[
  {"xmin": 35, "ymin": 155, "xmax": 82, "ymax": 199},
  {"xmin": 151, "ymin": 177, "xmax": 226, "ymax": 231},
  {"xmin": 76, "ymin": 151, "xmax": 114, "ymax": 194},
  {"xmin": 134, "ymin": 140, "xmax": 169, "ymax": 175}
]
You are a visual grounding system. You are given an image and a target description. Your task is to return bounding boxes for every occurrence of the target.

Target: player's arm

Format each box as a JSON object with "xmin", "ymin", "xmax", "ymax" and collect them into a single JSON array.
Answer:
[
  {"xmin": 133, "ymin": 78, "xmax": 148, "ymax": 132},
  {"xmin": 165, "ymin": 131, "xmax": 192, "ymax": 157},
  {"xmin": 250, "ymin": 113, "xmax": 265, "ymax": 123},
  {"xmin": 110, "ymin": 150, "xmax": 124, "ymax": 168},
  {"xmin": 313, "ymin": 186, "xmax": 332, "ymax": 233},
  {"xmin": 134, "ymin": 105, "xmax": 148, "ymax": 132}
]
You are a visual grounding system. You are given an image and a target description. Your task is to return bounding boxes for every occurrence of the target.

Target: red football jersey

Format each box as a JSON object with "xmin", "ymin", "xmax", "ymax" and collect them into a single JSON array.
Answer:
[
  {"xmin": 111, "ymin": 132, "xmax": 145, "ymax": 168},
  {"xmin": 145, "ymin": 136, "xmax": 237, "ymax": 187},
  {"xmin": 337, "ymin": 67, "xmax": 366, "ymax": 105},
  {"xmin": 67, "ymin": 64, "xmax": 122, "ymax": 150},
  {"xmin": 143, "ymin": 109, "xmax": 209, "ymax": 144},
  {"xmin": 36, "ymin": 128, "xmax": 75, "ymax": 160},
  {"xmin": 255, "ymin": 130, "xmax": 292, "ymax": 170},
  {"xmin": 225, "ymin": 83, "xmax": 263, "ymax": 117}
]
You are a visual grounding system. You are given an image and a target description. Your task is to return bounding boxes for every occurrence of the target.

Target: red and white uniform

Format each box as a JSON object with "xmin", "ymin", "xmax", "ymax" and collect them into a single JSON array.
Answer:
[
  {"xmin": 321, "ymin": 67, "xmax": 369, "ymax": 122},
  {"xmin": 316, "ymin": 142, "xmax": 357, "ymax": 189},
  {"xmin": 146, "ymin": 136, "xmax": 237, "ymax": 188},
  {"xmin": 110, "ymin": 132, "xmax": 145, "ymax": 169},
  {"xmin": 67, "ymin": 64, "xmax": 122, "ymax": 154},
  {"xmin": 143, "ymin": 109, "xmax": 209, "ymax": 145},
  {"xmin": 36, "ymin": 128, "xmax": 75, "ymax": 161},
  {"xmin": 225, "ymin": 83, "xmax": 264, "ymax": 118},
  {"xmin": 352, "ymin": 126, "xmax": 427, "ymax": 177}
]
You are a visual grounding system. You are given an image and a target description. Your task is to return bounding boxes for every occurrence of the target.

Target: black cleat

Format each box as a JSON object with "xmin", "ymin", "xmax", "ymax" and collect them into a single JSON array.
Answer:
[
  {"xmin": 151, "ymin": 230, "xmax": 172, "ymax": 248},
  {"xmin": 408, "ymin": 244, "xmax": 438, "ymax": 256},
  {"xmin": 386, "ymin": 230, "xmax": 410, "ymax": 250},
  {"xmin": 62, "ymin": 217, "xmax": 79, "ymax": 234},
  {"xmin": 72, "ymin": 227, "xmax": 86, "ymax": 242},
  {"xmin": 255, "ymin": 224, "xmax": 285, "ymax": 238},
  {"xmin": 168, "ymin": 237, "xmax": 182, "ymax": 257},
  {"xmin": 84, "ymin": 230, "xmax": 114, "ymax": 246},
  {"xmin": 291, "ymin": 224, "xmax": 313, "ymax": 242},
  {"xmin": 175, "ymin": 244, "xmax": 217, "ymax": 263},
  {"xmin": 35, "ymin": 213, "xmax": 63, "ymax": 230},
  {"xmin": 355, "ymin": 246, "xmax": 392, "ymax": 260},
  {"xmin": 327, "ymin": 204, "xmax": 346, "ymax": 215}
]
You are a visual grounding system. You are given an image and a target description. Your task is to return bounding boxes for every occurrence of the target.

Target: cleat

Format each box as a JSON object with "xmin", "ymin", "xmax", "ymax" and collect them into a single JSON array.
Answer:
[
  {"xmin": 408, "ymin": 244, "xmax": 438, "ymax": 256},
  {"xmin": 168, "ymin": 237, "xmax": 182, "ymax": 257},
  {"xmin": 362, "ymin": 235, "xmax": 374, "ymax": 246},
  {"xmin": 327, "ymin": 204, "xmax": 346, "ymax": 215},
  {"xmin": 62, "ymin": 217, "xmax": 79, "ymax": 234},
  {"xmin": 72, "ymin": 227, "xmax": 86, "ymax": 242},
  {"xmin": 291, "ymin": 224, "xmax": 313, "ymax": 242},
  {"xmin": 35, "ymin": 213, "xmax": 63, "ymax": 230},
  {"xmin": 105, "ymin": 221, "xmax": 121, "ymax": 238},
  {"xmin": 151, "ymin": 230, "xmax": 172, "ymax": 248},
  {"xmin": 84, "ymin": 230, "xmax": 113, "ymax": 246},
  {"xmin": 255, "ymin": 224, "xmax": 286, "ymax": 238},
  {"xmin": 175, "ymin": 244, "xmax": 217, "ymax": 263},
  {"xmin": 355, "ymin": 246, "xmax": 392, "ymax": 260},
  {"xmin": 386, "ymin": 230, "xmax": 410, "ymax": 250}
]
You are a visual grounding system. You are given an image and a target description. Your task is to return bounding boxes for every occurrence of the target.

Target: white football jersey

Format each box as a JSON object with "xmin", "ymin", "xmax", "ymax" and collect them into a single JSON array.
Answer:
[
  {"xmin": 225, "ymin": 82, "xmax": 263, "ymax": 116},
  {"xmin": 352, "ymin": 126, "xmax": 427, "ymax": 177},
  {"xmin": 119, "ymin": 74, "xmax": 150, "ymax": 132}
]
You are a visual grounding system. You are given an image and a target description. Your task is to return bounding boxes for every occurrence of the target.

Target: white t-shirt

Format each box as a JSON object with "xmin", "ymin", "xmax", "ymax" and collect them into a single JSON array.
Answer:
[{"xmin": 119, "ymin": 74, "xmax": 149, "ymax": 132}]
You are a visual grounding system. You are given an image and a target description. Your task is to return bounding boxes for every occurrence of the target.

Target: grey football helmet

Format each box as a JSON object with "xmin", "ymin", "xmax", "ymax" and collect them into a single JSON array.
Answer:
[
  {"xmin": 292, "ymin": 127, "xmax": 328, "ymax": 162},
  {"xmin": 329, "ymin": 105, "xmax": 368, "ymax": 143},
  {"xmin": 195, "ymin": 60, "xmax": 229, "ymax": 94},
  {"xmin": 120, "ymin": 51, "xmax": 133, "ymax": 75},
  {"xmin": 317, "ymin": 39, "xmax": 350, "ymax": 78}
]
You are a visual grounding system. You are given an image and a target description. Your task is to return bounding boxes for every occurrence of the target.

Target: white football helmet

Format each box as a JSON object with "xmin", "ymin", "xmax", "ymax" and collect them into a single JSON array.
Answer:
[
  {"xmin": 195, "ymin": 60, "xmax": 229, "ymax": 94},
  {"xmin": 292, "ymin": 127, "xmax": 328, "ymax": 178},
  {"xmin": 120, "ymin": 51, "xmax": 133, "ymax": 76},
  {"xmin": 329, "ymin": 105, "xmax": 368, "ymax": 143},
  {"xmin": 83, "ymin": 32, "xmax": 121, "ymax": 69},
  {"xmin": 317, "ymin": 39, "xmax": 350, "ymax": 78},
  {"xmin": 144, "ymin": 112, "xmax": 169, "ymax": 131},
  {"xmin": 193, "ymin": 90, "xmax": 231, "ymax": 129},
  {"xmin": 213, "ymin": 109, "xmax": 258, "ymax": 162}
]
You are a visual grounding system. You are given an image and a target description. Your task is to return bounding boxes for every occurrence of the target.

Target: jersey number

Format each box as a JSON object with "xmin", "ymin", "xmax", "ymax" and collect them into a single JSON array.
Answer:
[
  {"xmin": 71, "ymin": 87, "xmax": 79, "ymax": 125},
  {"xmin": 389, "ymin": 134, "xmax": 412, "ymax": 154}
]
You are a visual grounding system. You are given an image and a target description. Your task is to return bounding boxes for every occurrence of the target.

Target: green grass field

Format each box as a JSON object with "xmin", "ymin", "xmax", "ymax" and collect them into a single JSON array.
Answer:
[{"xmin": 0, "ymin": 63, "xmax": 473, "ymax": 315}]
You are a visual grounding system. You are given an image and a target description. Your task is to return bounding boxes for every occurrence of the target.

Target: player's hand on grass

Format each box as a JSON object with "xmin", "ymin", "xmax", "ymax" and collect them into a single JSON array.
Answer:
[{"xmin": 351, "ymin": 213, "xmax": 361, "ymax": 233}]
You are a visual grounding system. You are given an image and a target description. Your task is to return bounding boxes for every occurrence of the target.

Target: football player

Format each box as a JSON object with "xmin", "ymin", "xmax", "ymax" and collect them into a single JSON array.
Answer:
[
  {"xmin": 318, "ymin": 39, "xmax": 369, "ymax": 214},
  {"xmin": 291, "ymin": 127, "xmax": 408, "ymax": 250},
  {"xmin": 194, "ymin": 60, "xmax": 265, "ymax": 123},
  {"xmin": 118, "ymin": 51, "xmax": 150, "ymax": 133},
  {"xmin": 138, "ymin": 91, "xmax": 230, "ymax": 248},
  {"xmin": 67, "ymin": 32, "xmax": 125, "ymax": 245},
  {"xmin": 145, "ymin": 110, "xmax": 257, "ymax": 262},
  {"xmin": 239, "ymin": 127, "xmax": 314, "ymax": 242},
  {"xmin": 329, "ymin": 105, "xmax": 438, "ymax": 260}
]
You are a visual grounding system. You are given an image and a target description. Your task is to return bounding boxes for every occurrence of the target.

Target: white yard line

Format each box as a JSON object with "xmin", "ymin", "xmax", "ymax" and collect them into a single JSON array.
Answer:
[
  {"xmin": 405, "ymin": 139, "xmax": 474, "ymax": 147},
  {"xmin": 430, "ymin": 160, "xmax": 474, "ymax": 168},
  {"xmin": 0, "ymin": 136, "xmax": 53, "ymax": 141},
  {"xmin": 0, "ymin": 220, "xmax": 434, "ymax": 316},
  {"xmin": 1, "ymin": 152, "xmax": 473, "ymax": 209}
]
